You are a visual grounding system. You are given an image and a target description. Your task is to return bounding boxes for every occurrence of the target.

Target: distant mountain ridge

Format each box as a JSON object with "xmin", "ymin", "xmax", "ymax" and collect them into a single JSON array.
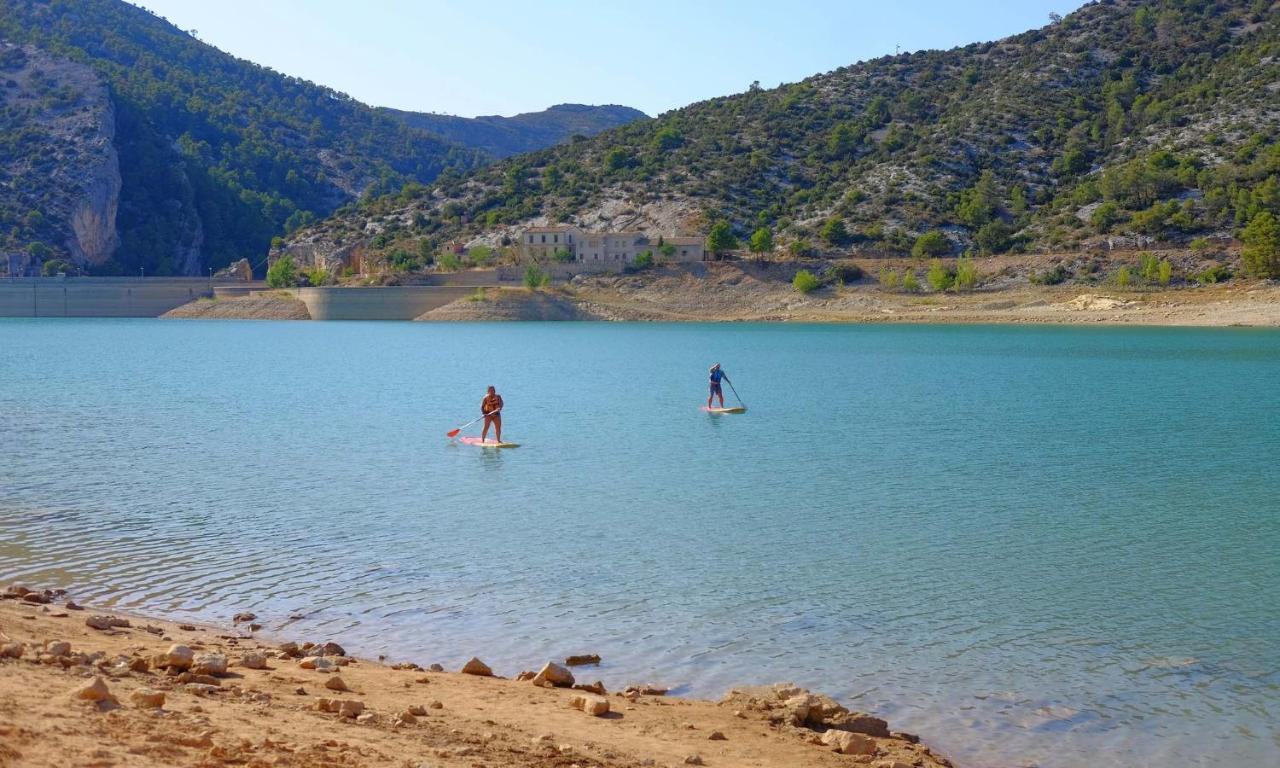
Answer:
[
  {"xmin": 383, "ymin": 103, "xmax": 649, "ymax": 159},
  {"xmin": 288, "ymin": 0, "xmax": 1279, "ymax": 271}
]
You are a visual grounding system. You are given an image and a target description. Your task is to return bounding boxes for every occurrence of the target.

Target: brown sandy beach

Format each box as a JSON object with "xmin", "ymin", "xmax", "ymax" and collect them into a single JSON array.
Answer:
[{"xmin": 0, "ymin": 587, "xmax": 953, "ymax": 768}]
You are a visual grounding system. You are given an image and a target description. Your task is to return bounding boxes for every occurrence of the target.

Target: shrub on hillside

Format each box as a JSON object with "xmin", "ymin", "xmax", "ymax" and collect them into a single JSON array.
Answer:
[
  {"xmin": 1195, "ymin": 263, "xmax": 1232, "ymax": 284},
  {"xmin": 1030, "ymin": 264, "xmax": 1069, "ymax": 285},
  {"xmin": 1242, "ymin": 212, "xmax": 1280, "ymax": 278},
  {"xmin": 902, "ymin": 269, "xmax": 920, "ymax": 293},
  {"xmin": 40, "ymin": 259, "xmax": 73, "ymax": 276},
  {"xmin": 523, "ymin": 265, "xmax": 549, "ymax": 289},
  {"xmin": 824, "ymin": 263, "xmax": 864, "ymax": 285},
  {"xmin": 912, "ymin": 230, "xmax": 950, "ymax": 258},
  {"xmin": 792, "ymin": 269, "xmax": 820, "ymax": 294},
  {"xmin": 878, "ymin": 267, "xmax": 899, "ymax": 290},
  {"xmin": 266, "ymin": 255, "xmax": 297, "ymax": 287},
  {"xmin": 927, "ymin": 259, "xmax": 955, "ymax": 291},
  {"xmin": 954, "ymin": 256, "xmax": 979, "ymax": 291}
]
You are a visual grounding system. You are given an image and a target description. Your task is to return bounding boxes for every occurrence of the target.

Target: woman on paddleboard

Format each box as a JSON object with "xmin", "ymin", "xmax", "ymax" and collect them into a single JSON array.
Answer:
[
  {"xmin": 481, "ymin": 386, "xmax": 503, "ymax": 444},
  {"xmin": 708, "ymin": 363, "xmax": 727, "ymax": 409}
]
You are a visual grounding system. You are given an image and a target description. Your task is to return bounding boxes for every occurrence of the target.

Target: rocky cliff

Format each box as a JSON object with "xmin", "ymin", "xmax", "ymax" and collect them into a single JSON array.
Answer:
[{"xmin": 0, "ymin": 44, "xmax": 119, "ymax": 272}]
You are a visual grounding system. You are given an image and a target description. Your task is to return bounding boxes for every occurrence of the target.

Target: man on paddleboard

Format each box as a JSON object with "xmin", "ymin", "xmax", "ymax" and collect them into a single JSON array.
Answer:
[
  {"xmin": 707, "ymin": 363, "xmax": 727, "ymax": 409},
  {"xmin": 481, "ymin": 386, "xmax": 503, "ymax": 444}
]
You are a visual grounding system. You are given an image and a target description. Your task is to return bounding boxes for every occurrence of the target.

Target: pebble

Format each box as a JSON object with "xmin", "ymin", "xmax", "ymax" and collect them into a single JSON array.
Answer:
[
  {"xmin": 531, "ymin": 661, "xmax": 575, "ymax": 688},
  {"xmin": 128, "ymin": 657, "xmax": 149, "ymax": 672},
  {"xmin": 428, "ymin": 663, "xmax": 444, "ymax": 672},
  {"xmin": 324, "ymin": 675, "xmax": 350, "ymax": 692},
  {"xmin": 708, "ymin": 731, "xmax": 726, "ymax": 741},
  {"xmin": 407, "ymin": 704, "xmax": 427, "ymax": 716},
  {"xmin": 460, "ymin": 657, "xmax": 492, "ymax": 676},
  {"xmin": 564, "ymin": 654, "xmax": 602, "ymax": 666},
  {"xmin": 130, "ymin": 688, "xmax": 165, "ymax": 709},
  {"xmin": 355, "ymin": 712, "xmax": 377, "ymax": 725},
  {"xmin": 396, "ymin": 710, "xmax": 418, "ymax": 725},
  {"xmin": 71, "ymin": 676, "xmax": 116, "ymax": 703},
  {"xmin": 232, "ymin": 612, "xmax": 257, "ymax": 624},
  {"xmin": 164, "ymin": 644, "xmax": 194, "ymax": 670},
  {"xmin": 684, "ymin": 756, "xmax": 704, "ymax": 766},
  {"xmin": 239, "ymin": 651, "xmax": 268, "ymax": 670},
  {"xmin": 338, "ymin": 700, "xmax": 364, "ymax": 719},
  {"xmin": 191, "ymin": 652, "xmax": 228, "ymax": 676},
  {"xmin": 569, "ymin": 693, "xmax": 610, "ymax": 717},
  {"xmin": 183, "ymin": 683, "xmax": 221, "ymax": 696},
  {"xmin": 0, "ymin": 642, "xmax": 25, "ymax": 659},
  {"xmin": 44, "ymin": 641, "xmax": 71, "ymax": 657},
  {"xmin": 821, "ymin": 730, "xmax": 876, "ymax": 756},
  {"xmin": 428, "ymin": 700, "xmax": 443, "ymax": 709},
  {"xmin": 85, "ymin": 615, "xmax": 129, "ymax": 631}
]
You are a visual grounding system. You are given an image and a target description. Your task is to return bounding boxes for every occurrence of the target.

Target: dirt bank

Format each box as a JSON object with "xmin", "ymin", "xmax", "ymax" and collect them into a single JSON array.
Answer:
[
  {"xmin": 418, "ymin": 288, "xmax": 600, "ymax": 321},
  {"xmin": 0, "ymin": 588, "xmax": 953, "ymax": 768},
  {"xmin": 562, "ymin": 263, "xmax": 1280, "ymax": 326},
  {"xmin": 162, "ymin": 293, "xmax": 310, "ymax": 320}
]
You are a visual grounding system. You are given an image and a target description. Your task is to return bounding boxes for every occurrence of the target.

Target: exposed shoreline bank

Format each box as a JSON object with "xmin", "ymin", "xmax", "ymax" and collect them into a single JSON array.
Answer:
[
  {"xmin": 157, "ymin": 263, "xmax": 1280, "ymax": 327},
  {"xmin": 0, "ymin": 586, "xmax": 955, "ymax": 768}
]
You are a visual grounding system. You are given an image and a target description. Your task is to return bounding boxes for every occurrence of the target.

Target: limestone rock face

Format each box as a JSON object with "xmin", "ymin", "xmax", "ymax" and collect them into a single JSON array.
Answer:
[{"xmin": 0, "ymin": 45, "xmax": 120, "ymax": 273}]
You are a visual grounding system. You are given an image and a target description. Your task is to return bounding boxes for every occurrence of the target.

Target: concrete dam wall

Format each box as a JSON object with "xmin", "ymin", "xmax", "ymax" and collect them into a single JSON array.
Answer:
[
  {"xmin": 294, "ymin": 286, "xmax": 474, "ymax": 320},
  {"xmin": 0, "ymin": 277, "xmax": 216, "ymax": 317}
]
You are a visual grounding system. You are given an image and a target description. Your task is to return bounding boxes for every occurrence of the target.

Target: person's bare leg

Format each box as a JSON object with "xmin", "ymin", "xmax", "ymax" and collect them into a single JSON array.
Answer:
[
  {"xmin": 494, "ymin": 415, "xmax": 502, "ymax": 443},
  {"xmin": 481, "ymin": 417, "xmax": 491, "ymax": 442},
  {"xmin": 717, "ymin": 389, "xmax": 725, "ymax": 408},
  {"xmin": 707, "ymin": 390, "xmax": 714, "ymax": 408}
]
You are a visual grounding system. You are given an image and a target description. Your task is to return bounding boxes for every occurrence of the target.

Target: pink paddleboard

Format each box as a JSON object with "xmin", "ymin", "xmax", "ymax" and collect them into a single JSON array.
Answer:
[
  {"xmin": 459, "ymin": 436, "xmax": 520, "ymax": 448},
  {"xmin": 701, "ymin": 406, "xmax": 747, "ymax": 414}
]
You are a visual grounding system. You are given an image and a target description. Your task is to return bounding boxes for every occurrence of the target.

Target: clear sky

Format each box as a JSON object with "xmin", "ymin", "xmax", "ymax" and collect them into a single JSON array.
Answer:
[{"xmin": 131, "ymin": 0, "xmax": 1087, "ymax": 118}]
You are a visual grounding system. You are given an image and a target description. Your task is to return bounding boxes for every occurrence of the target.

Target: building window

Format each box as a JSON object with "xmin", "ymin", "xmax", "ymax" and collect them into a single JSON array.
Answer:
[
  {"xmin": 554, "ymin": 235, "xmax": 559, "ymax": 243},
  {"xmin": 541, "ymin": 235, "xmax": 546, "ymax": 243},
  {"xmin": 527, "ymin": 235, "xmax": 533, "ymax": 243}
]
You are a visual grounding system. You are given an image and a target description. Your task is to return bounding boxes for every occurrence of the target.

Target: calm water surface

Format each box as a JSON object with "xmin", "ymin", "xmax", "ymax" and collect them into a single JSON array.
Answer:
[{"xmin": 1, "ymin": 319, "xmax": 1278, "ymax": 768}]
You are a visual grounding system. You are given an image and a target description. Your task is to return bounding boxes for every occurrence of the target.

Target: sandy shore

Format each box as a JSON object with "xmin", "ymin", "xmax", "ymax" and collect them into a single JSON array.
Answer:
[
  {"xmin": 0, "ymin": 587, "xmax": 953, "ymax": 768},
  {"xmin": 162, "ymin": 293, "xmax": 310, "ymax": 320}
]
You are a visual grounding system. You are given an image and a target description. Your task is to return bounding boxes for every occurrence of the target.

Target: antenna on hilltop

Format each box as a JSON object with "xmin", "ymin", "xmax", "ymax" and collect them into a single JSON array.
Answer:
[{"xmin": 895, "ymin": 44, "xmax": 901, "ymax": 56}]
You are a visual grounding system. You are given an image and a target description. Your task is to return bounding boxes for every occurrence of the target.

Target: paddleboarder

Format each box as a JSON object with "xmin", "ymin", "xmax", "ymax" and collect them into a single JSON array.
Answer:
[
  {"xmin": 707, "ymin": 363, "xmax": 727, "ymax": 410},
  {"xmin": 480, "ymin": 386, "xmax": 503, "ymax": 444}
]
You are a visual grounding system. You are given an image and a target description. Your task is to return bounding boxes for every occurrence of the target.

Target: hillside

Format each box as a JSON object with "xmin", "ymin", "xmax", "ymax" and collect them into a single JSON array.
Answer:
[
  {"xmin": 0, "ymin": 0, "xmax": 484, "ymax": 276},
  {"xmin": 288, "ymin": 0, "xmax": 1279, "ymax": 273},
  {"xmin": 383, "ymin": 103, "xmax": 648, "ymax": 159}
]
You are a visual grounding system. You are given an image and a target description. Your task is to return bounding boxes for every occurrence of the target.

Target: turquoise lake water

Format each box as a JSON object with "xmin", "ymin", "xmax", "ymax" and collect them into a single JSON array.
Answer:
[{"xmin": 1, "ymin": 319, "xmax": 1278, "ymax": 767}]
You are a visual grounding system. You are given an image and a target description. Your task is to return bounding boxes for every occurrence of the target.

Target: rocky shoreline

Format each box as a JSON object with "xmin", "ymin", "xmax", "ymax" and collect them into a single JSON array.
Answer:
[{"xmin": 0, "ymin": 584, "xmax": 954, "ymax": 768}]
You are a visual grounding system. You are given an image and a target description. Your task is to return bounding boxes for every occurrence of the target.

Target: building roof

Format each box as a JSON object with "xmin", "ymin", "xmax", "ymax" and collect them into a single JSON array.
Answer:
[
  {"xmin": 524, "ymin": 225, "xmax": 578, "ymax": 233},
  {"xmin": 665, "ymin": 237, "xmax": 704, "ymax": 245}
]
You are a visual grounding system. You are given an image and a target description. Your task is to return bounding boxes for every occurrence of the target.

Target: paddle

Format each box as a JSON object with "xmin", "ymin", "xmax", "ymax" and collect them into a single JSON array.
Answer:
[
  {"xmin": 446, "ymin": 409, "xmax": 500, "ymax": 439},
  {"xmin": 723, "ymin": 375, "xmax": 747, "ymax": 408}
]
